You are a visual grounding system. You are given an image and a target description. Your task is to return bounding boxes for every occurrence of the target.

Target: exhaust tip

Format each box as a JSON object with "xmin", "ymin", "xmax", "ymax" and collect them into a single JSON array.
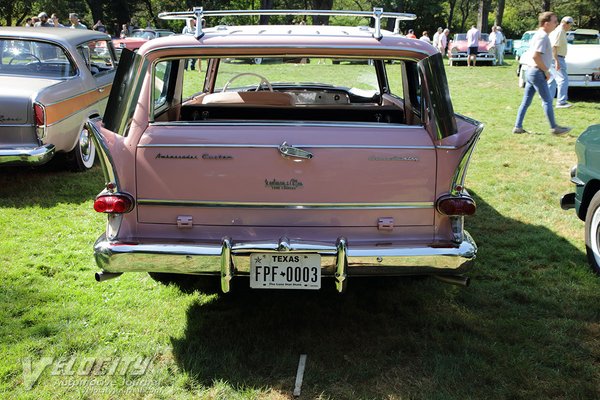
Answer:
[
  {"xmin": 434, "ymin": 274, "xmax": 470, "ymax": 287},
  {"xmin": 95, "ymin": 271, "xmax": 122, "ymax": 282}
]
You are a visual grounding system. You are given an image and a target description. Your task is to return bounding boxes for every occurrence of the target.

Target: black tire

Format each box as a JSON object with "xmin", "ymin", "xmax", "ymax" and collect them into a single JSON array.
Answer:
[
  {"xmin": 67, "ymin": 126, "xmax": 96, "ymax": 171},
  {"xmin": 584, "ymin": 191, "xmax": 600, "ymax": 274},
  {"xmin": 148, "ymin": 272, "xmax": 221, "ymax": 293}
]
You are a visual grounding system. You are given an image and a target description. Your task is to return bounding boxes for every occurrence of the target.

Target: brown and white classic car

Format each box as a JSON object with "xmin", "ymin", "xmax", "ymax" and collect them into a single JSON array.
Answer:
[
  {"xmin": 90, "ymin": 8, "xmax": 482, "ymax": 292},
  {"xmin": 0, "ymin": 27, "xmax": 117, "ymax": 170}
]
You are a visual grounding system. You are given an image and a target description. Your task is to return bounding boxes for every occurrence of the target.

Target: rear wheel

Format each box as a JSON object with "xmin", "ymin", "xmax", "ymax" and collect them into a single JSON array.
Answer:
[{"xmin": 67, "ymin": 126, "xmax": 96, "ymax": 171}]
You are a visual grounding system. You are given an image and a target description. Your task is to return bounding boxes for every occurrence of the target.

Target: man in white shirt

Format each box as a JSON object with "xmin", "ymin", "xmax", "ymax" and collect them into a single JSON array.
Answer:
[
  {"xmin": 466, "ymin": 25, "xmax": 479, "ymax": 67},
  {"xmin": 439, "ymin": 29, "xmax": 449, "ymax": 58},
  {"xmin": 496, "ymin": 27, "xmax": 505, "ymax": 65},
  {"xmin": 548, "ymin": 16, "xmax": 574, "ymax": 108},
  {"xmin": 489, "ymin": 26, "xmax": 504, "ymax": 65},
  {"xmin": 513, "ymin": 12, "xmax": 571, "ymax": 136},
  {"xmin": 432, "ymin": 27, "xmax": 443, "ymax": 51}
]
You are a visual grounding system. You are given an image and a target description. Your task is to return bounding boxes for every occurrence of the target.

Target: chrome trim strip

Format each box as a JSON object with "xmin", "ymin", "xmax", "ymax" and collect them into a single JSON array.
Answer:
[
  {"xmin": 0, "ymin": 144, "xmax": 55, "ymax": 165},
  {"xmin": 145, "ymin": 44, "xmax": 430, "ymax": 60},
  {"xmin": 449, "ymin": 122, "xmax": 484, "ymax": 195},
  {"xmin": 42, "ymin": 83, "xmax": 112, "ymax": 108},
  {"xmin": 137, "ymin": 199, "xmax": 434, "ymax": 209},
  {"xmin": 138, "ymin": 143, "xmax": 436, "ymax": 150},
  {"xmin": 150, "ymin": 121, "xmax": 417, "ymax": 129},
  {"xmin": 85, "ymin": 118, "xmax": 120, "ymax": 189}
]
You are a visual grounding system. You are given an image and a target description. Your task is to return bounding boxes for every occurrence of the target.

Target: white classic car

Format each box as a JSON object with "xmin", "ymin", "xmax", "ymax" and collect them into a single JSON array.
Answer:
[
  {"xmin": 0, "ymin": 27, "xmax": 117, "ymax": 170},
  {"xmin": 517, "ymin": 29, "xmax": 600, "ymax": 89}
]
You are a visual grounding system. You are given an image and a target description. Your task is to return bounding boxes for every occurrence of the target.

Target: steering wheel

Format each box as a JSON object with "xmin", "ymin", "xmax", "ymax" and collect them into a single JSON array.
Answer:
[
  {"xmin": 222, "ymin": 72, "xmax": 273, "ymax": 92},
  {"xmin": 8, "ymin": 53, "xmax": 42, "ymax": 65}
]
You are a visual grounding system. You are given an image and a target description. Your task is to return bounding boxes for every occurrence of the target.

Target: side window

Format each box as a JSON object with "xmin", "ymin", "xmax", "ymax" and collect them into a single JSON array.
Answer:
[
  {"xmin": 384, "ymin": 61, "xmax": 404, "ymax": 99},
  {"xmin": 78, "ymin": 40, "xmax": 115, "ymax": 76},
  {"xmin": 154, "ymin": 60, "xmax": 173, "ymax": 110}
]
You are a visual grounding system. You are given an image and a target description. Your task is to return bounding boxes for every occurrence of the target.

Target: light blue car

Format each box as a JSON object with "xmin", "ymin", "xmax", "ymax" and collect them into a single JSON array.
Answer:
[{"xmin": 513, "ymin": 30, "xmax": 537, "ymax": 60}]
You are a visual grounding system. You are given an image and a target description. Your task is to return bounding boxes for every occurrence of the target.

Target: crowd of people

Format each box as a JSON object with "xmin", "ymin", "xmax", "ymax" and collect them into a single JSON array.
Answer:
[{"xmin": 24, "ymin": 11, "xmax": 113, "ymax": 36}]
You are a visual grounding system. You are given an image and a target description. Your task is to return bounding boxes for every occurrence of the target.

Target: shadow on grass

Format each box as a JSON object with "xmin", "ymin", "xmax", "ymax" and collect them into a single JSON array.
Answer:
[
  {"xmin": 0, "ymin": 158, "xmax": 104, "ymax": 207},
  {"xmin": 170, "ymin": 192, "xmax": 600, "ymax": 399}
]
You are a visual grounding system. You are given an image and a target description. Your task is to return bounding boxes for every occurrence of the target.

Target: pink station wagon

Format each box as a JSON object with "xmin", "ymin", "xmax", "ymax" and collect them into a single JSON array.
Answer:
[{"xmin": 90, "ymin": 8, "xmax": 482, "ymax": 293}]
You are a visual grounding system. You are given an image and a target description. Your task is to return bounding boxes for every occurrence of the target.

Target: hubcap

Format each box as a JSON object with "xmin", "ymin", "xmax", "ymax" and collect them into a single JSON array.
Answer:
[{"xmin": 79, "ymin": 129, "xmax": 91, "ymax": 162}]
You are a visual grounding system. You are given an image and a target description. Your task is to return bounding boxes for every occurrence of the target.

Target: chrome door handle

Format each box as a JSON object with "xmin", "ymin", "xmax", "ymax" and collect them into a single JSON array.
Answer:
[
  {"xmin": 98, "ymin": 87, "xmax": 105, "ymax": 93},
  {"xmin": 279, "ymin": 142, "xmax": 313, "ymax": 159}
]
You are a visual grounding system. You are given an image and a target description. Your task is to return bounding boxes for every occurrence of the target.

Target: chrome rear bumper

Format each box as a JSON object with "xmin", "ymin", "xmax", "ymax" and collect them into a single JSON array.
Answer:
[
  {"xmin": 94, "ymin": 232, "xmax": 477, "ymax": 292},
  {"xmin": 0, "ymin": 144, "xmax": 55, "ymax": 165}
]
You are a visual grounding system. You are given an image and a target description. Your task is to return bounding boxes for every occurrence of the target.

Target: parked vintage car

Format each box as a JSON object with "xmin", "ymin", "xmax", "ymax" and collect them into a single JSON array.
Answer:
[
  {"xmin": 513, "ymin": 30, "xmax": 537, "ymax": 60},
  {"xmin": 90, "ymin": 8, "xmax": 482, "ymax": 293},
  {"xmin": 561, "ymin": 124, "xmax": 600, "ymax": 274},
  {"xmin": 112, "ymin": 28, "xmax": 175, "ymax": 56},
  {"xmin": 517, "ymin": 29, "xmax": 600, "ymax": 88},
  {"xmin": 0, "ymin": 27, "xmax": 117, "ymax": 170},
  {"xmin": 447, "ymin": 32, "xmax": 495, "ymax": 66}
]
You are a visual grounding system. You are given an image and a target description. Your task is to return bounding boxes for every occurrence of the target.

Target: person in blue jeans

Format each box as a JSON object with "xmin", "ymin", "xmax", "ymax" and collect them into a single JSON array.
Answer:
[
  {"xmin": 548, "ymin": 16, "xmax": 574, "ymax": 108},
  {"xmin": 513, "ymin": 12, "xmax": 571, "ymax": 136}
]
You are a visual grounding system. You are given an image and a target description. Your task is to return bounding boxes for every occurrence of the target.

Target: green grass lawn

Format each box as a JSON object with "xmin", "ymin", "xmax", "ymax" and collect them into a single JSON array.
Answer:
[{"xmin": 1, "ymin": 57, "xmax": 600, "ymax": 399}]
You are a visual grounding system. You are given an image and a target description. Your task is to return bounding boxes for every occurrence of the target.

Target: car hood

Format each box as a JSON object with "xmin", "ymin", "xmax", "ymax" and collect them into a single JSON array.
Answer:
[
  {"xmin": 112, "ymin": 38, "xmax": 148, "ymax": 48},
  {"xmin": 0, "ymin": 76, "xmax": 61, "ymax": 124},
  {"xmin": 566, "ymin": 44, "xmax": 600, "ymax": 74},
  {"xmin": 450, "ymin": 40, "xmax": 492, "ymax": 52}
]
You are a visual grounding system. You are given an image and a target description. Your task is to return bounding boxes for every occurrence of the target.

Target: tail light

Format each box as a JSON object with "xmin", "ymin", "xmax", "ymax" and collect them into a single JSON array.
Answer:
[
  {"xmin": 33, "ymin": 102, "xmax": 46, "ymax": 139},
  {"xmin": 436, "ymin": 196, "xmax": 476, "ymax": 216},
  {"xmin": 94, "ymin": 193, "xmax": 134, "ymax": 214}
]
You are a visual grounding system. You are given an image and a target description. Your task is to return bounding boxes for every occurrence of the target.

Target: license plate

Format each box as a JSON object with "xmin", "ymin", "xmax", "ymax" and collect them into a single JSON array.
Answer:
[{"xmin": 250, "ymin": 253, "xmax": 321, "ymax": 290}]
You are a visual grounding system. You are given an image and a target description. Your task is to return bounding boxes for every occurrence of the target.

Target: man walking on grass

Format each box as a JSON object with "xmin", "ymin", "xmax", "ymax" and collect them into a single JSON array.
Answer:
[
  {"xmin": 548, "ymin": 16, "xmax": 574, "ymax": 108},
  {"xmin": 513, "ymin": 12, "xmax": 571, "ymax": 136}
]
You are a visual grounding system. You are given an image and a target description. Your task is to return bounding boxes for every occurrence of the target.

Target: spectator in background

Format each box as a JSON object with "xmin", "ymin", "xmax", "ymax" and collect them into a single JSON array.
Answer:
[
  {"xmin": 34, "ymin": 12, "xmax": 54, "ymax": 27},
  {"xmin": 548, "ymin": 16, "xmax": 574, "ymax": 108},
  {"xmin": 513, "ymin": 12, "xmax": 571, "ymax": 136},
  {"xmin": 120, "ymin": 24, "xmax": 129, "ymax": 38},
  {"xmin": 466, "ymin": 25, "xmax": 480, "ymax": 67},
  {"xmin": 50, "ymin": 14, "xmax": 64, "ymax": 27},
  {"xmin": 419, "ymin": 31, "xmax": 431, "ymax": 44},
  {"xmin": 24, "ymin": 17, "xmax": 33, "ymax": 27},
  {"xmin": 439, "ymin": 28, "xmax": 450, "ymax": 56},
  {"xmin": 496, "ymin": 27, "xmax": 506, "ymax": 65},
  {"xmin": 489, "ymin": 26, "xmax": 503, "ymax": 65},
  {"xmin": 432, "ymin": 27, "xmax": 443, "ymax": 51},
  {"xmin": 406, "ymin": 29, "xmax": 416, "ymax": 39},
  {"xmin": 69, "ymin": 13, "xmax": 87, "ymax": 29},
  {"xmin": 93, "ymin": 20, "xmax": 106, "ymax": 33}
]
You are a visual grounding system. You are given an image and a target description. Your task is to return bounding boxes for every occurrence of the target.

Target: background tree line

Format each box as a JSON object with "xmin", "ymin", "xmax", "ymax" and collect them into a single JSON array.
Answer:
[{"xmin": 1, "ymin": 0, "xmax": 598, "ymax": 39}]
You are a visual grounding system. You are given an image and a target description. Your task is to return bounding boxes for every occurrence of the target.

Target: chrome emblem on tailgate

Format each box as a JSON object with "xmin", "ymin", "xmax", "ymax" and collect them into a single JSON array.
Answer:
[{"xmin": 265, "ymin": 178, "xmax": 304, "ymax": 190}]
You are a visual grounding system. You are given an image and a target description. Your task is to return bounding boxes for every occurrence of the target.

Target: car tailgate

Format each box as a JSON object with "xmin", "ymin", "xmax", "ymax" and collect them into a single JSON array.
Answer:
[{"xmin": 135, "ymin": 123, "xmax": 437, "ymax": 228}]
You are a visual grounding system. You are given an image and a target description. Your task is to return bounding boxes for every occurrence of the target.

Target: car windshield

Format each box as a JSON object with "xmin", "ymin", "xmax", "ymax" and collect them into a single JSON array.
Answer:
[
  {"xmin": 568, "ymin": 33, "xmax": 600, "ymax": 44},
  {"xmin": 208, "ymin": 57, "xmax": 380, "ymax": 96},
  {"xmin": 0, "ymin": 39, "xmax": 75, "ymax": 78},
  {"xmin": 132, "ymin": 31, "xmax": 156, "ymax": 40}
]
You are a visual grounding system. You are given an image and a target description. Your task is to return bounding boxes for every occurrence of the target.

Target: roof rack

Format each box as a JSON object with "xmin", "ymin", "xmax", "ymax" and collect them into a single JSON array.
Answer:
[{"xmin": 158, "ymin": 7, "xmax": 416, "ymax": 40}]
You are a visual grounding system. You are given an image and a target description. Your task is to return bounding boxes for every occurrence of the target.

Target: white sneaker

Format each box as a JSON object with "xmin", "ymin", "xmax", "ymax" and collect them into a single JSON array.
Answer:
[{"xmin": 556, "ymin": 102, "xmax": 573, "ymax": 109}]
